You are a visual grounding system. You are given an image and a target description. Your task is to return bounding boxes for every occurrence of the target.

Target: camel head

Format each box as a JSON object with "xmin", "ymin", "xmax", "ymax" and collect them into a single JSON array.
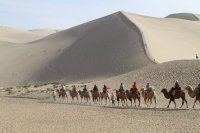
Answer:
[
  {"xmin": 141, "ymin": 87, "xmax": 145, "ymax": 92},
  {"xmin": 185, "ymin": 86, "xmax": 192, "ymax": 91},
  {"xmin": 161, "ymin": 88, "xmax": 167, "ymax": 93}
]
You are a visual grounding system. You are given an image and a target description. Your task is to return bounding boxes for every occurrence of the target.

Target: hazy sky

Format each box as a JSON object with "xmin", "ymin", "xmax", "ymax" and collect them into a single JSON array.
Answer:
[{"xmin": 0, "ymin": 0, "xmax": 200, "ymax": 29}]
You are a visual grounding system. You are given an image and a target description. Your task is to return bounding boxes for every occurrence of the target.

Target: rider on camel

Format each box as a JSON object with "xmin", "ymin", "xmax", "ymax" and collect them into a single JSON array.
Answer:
[
  {"xmin": 103, "ymin": 84, "xmax": 108, "ymax": 94},
  {"xmin": 130, "ymin": 82, "xmax": 138, "ymax": 93},
  {"xmin": 60, "ymin": 84, "xmax": 65, "ymax": 92},
  {"xmin": 93, "ymin": 84, "xmax": 99, "ymax": 92},
  {"xmin": 171, "ymin": 80, "xmax": 181, "ymax": 95},
  {"xmin": 119, "ymin": 83, "xmax": 125, "ymax": 92},
  {"xmin": 174, "ymin": 80, "xmax": 181, "ymax": 91},
  {"xmin": 72, "ymin": 85, "xmax": 77, "ymax": 92},
  {"xmin": 83, "ymin": 85, "xmax": 88, "ymax": 92}
]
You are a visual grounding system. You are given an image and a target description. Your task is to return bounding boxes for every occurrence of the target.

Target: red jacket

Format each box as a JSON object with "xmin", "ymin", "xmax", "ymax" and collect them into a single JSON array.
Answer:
[{"xmin": 103, "ymin": 85, "xmax": 108, "ymax": 93}]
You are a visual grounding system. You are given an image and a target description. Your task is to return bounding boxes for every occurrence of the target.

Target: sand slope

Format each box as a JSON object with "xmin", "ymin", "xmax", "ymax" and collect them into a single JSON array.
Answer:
[
  {"xmin": 1, "ymin": 11, "xmax": 200, "ymax": 86},
  {"xmin": 0, "ymin": 26, "xmax": 57, "ymax": 43},
  {"xmin": 0, "ymin": 12, "xmax": 155, "ymax": 86}
]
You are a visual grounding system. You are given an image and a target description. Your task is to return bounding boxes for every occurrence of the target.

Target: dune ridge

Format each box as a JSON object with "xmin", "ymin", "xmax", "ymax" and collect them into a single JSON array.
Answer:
[{"xmin": 166, "ymin": 13, "xmax": 199, "ymax": 21}]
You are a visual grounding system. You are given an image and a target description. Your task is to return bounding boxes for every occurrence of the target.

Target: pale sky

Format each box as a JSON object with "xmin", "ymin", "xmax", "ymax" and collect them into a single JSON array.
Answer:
[{"xmin": 0, "ymin": 0, "xmax": 200, "ymax": 29}]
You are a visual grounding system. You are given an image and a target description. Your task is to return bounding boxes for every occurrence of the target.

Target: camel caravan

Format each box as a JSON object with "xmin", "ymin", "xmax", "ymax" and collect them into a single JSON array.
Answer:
[{"xmin": 52, "ymin": 81, "xmax": 200, "ymax": 108}]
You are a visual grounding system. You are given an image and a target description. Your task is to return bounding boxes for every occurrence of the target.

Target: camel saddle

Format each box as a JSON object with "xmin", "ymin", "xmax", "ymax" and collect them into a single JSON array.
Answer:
[{"xmin": 131, "ymin": 88, "xmax": 138, "ymax": 93}]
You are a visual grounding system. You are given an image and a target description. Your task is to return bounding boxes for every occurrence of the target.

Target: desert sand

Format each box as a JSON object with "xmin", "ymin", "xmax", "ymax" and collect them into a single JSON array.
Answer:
[{"xmin": 1, "ymin": 11, "xmax": 200, "ymax": 133}]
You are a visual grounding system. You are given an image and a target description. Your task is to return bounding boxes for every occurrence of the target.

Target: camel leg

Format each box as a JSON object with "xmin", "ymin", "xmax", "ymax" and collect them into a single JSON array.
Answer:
[
  {"xmin": 167, "ymin": 99, "xmax": 172, "ymax": 108},
  {"xmin": 154, "ymin": 97, "xmax": 157, "ymax": 108},
  {"xmin": 173, "ymin": 100, "xmax": 176, "ymax": 108},
  {"xmin": 134, "ymin": 98, "xmax": 136, "ymax": 107},
  {"xmin": 193, "ymin": 99, "xmax": 197, "ymax": 108},
  {"xmin": 147, "ymin": 98, "xmax": 149, "ymax": 107},
  {"xmin": 138, "ymin": 98, "xmax": 141, "ymax": 107},
  {"xmin": 184, "ymin": 99, "xmax": 188, "ymax": 108},
  {"xmin": 144, "ymin": 97, "xmax": 147, "ymax": 105},
  {"xmin": 180, "ymin": 98, "xmax": 184, "ymax": 108},
  {"xmin": 150, "ymin": 98, "xmax": 152, "ymax": 107}
]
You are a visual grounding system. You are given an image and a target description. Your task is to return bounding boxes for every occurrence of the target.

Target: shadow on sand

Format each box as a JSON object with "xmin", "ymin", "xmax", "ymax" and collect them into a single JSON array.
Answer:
[
  {"xmin": 1, "ymin": 95, "xmax": 199, "ymax": 111},
  {"xmin": 38, "ymin": 100, "xmax": 200, "ymax": 111}
]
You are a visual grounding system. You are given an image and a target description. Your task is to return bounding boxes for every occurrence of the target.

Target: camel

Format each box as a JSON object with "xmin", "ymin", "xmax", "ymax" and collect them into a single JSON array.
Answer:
[
  {"xmin": 69, "ymin": 89, "xmax": 79, "ymax": 103},
  {"xmin": 100, "ymin": 91, "xmax": 111, "ymax": 105},
  {"xmin": 185, "ymin": 86, "xmax": 200, "ymax": 108},
  {"xmin": 78, "ymin": 90, "xmax": 90, "ymax": 103},
  {"xmin": 116, "ymin": 90, "xmax": 127, "ymax": 106},
  {"xmin": 56, "ymin": 88, "xmax": 68, "ymax": 102},
  {"xmin": 141, "ymin": 87, "xmax": 156, "ymax": 107},
  {"xmin": 125, "ymin": 89, "xmax": 140, "ymax": 107},
  {"xmin": 161, "ymin": 87, "xmax": 188, "ymax": 108},
  {"xmin": 90, "ymin": 90, "xmax": 100, "ymax": 104}
]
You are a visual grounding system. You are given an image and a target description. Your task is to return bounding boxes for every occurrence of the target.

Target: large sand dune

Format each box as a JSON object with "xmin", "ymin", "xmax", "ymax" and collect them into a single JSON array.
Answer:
[
  {"xmin": 0, "ymin": 11, "xmax": 200, "ymax": 86},
  {"xmin": 0, "ymin": 12, "xmax": 155, "ymax": 86}
]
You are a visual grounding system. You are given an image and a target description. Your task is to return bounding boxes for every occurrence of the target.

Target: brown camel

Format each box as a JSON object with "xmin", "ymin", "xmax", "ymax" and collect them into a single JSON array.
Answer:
[
  {"xmin": 116, "ymin": 90, "xmax": 127, "ymax": 106},
  {"xmin": 90, "ymin": 90, "xmax": 100, "ymax": 104},
  {"xmin": 69, "ymin": 89, "xmax": 79, "ymax": 103},
  {"xmin": 185, "ymin": 86, "xmax": 200, "ymax": 108},
  {"xmin": 141, "ymin": 87, "xmax": 156, "ymax": 107},
  {"xmin": 56, "ymin": 89, "xmax": 68, "ymax": 102},
  {"xmin": 78, "ymin": 90, "xmax": 90, "ymax": 103},
  {"xmin": 161, "ymin": 87, "xmax": 188, "ymax": 108},
  {"xmin": 126, "ymin": 89, "xmax": 140, "ymax": 107}
]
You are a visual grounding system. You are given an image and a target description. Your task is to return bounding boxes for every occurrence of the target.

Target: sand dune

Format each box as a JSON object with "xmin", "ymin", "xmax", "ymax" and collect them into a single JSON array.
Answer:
[
  {"xmin": 0, "ymin": 12, "xmax": 155, "ymax": 86},
  {"xmin": 123, "ymin": 12, "xmax": 200, "ymax": 62},
  {"xmin": 0, "ymin": 26, "xmax": 57, "ymax": 43},
  {"xmin": 166, "ymin": 13, "xmax": 199, "ymax": 21},
  {"xmin": 0, "ymin": 11, "xmax": 200, "ymax": 86}
]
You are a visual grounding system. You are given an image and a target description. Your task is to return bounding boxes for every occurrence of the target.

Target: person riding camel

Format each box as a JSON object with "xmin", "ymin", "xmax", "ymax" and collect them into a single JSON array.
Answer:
[
  {"xmin": 93, "ymin": 84, "xmax": 99, "ymax": 92},
  {"xmin": 130, "ymin": 82, "xmax": 138, "ymax": 93},
  {"xmin": 60, "ymin": 84, "xmax": 65, "ymax": 92},
  {"xmin": 103, "ymin": 84, "xmax": 108, "ymax": 94},
  {"xmin": 171, "ymin": 80, "xmax": 181, "ymax": 95},
  {"xmin": 174, "ymin": 80, "xmax": 181, "ymax": 91},
  {"xmin": 146, "ymin": 83, "xmax": 152, "ymax": 92},
  {"xmin": 119, "ymin": 83, "xmax": 125, "ymax": 92},
  {"xmin": 72, "ymin": 85, "xmax": 77, "ymax": 92},
  {"xmin": 83, "ymin": 85, "xmax": 88, "ymax": 92}
]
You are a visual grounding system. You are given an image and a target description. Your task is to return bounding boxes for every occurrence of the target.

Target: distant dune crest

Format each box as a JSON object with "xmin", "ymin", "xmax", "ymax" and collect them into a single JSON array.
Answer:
[{"xmin": 166, "ymin": 13, "xmax": 199, "ymax": 21}]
